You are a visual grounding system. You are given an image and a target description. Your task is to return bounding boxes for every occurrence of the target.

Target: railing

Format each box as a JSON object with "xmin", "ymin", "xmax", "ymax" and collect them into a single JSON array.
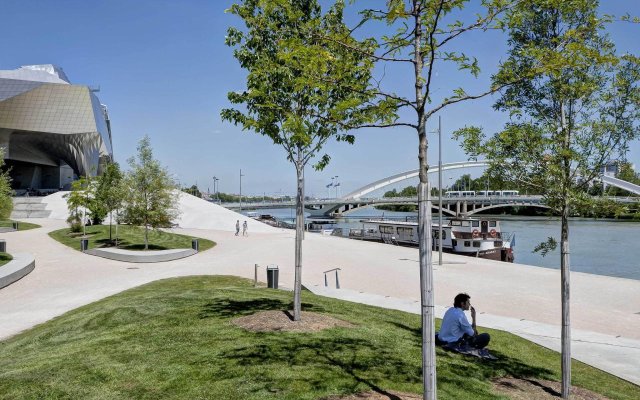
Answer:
[{"xmin": 323, "ymin": 268, "xmax": 341, "ymax": 289}]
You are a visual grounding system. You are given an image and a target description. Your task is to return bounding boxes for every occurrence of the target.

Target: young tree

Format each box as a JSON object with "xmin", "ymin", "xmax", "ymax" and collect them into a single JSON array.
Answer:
[
  {"xmin": 330, "ymin": 2, "xmax": 521, "ymax": 397},
  {"xmin": 0, "ymin": 150, "xmax": 13, "ymax": 220},
  {"xmin": 122, "ymin": 136, "xmax": 179, "ymax": 250},
  {"xmin": 222, "ymin": 0, "xmax": 384, "ymax": 321},
  {"xmin": 64, "ymin": 177, "xmax": 91, "ymax": 234},
  {"xmin": 454, "ymin": 1, "xmax": 640, "ymax": 397},
  {"xmin": 95, "ymin": 162, "xmax": 124, "ymax": 242}
]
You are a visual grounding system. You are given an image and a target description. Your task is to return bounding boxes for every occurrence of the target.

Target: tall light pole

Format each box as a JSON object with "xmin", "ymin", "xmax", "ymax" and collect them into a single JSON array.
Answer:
[
  {"xmin": 334, "ymin": 175, "xmax": 339, "ymax": 198},
  {"xmin": 213, "ymin": 176, "xmax": 219, "ymax": 203},
  {"xmin": 438, "ymin": 116, "xmax": 443, "ymax": 266},
  {"xmin": 239, "ymin": 169, "xmax": 244, "ymax": 212}
]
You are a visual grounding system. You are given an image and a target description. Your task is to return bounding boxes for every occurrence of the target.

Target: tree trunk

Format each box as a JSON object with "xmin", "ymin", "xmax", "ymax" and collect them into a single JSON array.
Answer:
[
  {"xmin": 115, "ymin": 210, "xmax": 119, "ymax": 247},
  {"xmin": 560, "ymin": 104, "xmax": 571, "ymax": 399},
  {"xmin": 419, "ymin": 179, "xmax": 435, "ymax": 400},
  {"xmin": 412, "ymin": 1, "xmax": 435, "ymax": 398},
  {"xmin": 109, "ymin": 211, "xmax": 113, "ymax": 241},
  {"xmin": 560, "ymin": 203, "xmax": 571, "ymax": 399},
  {"xmin": 293, "ymin": 155, "xmax": 304, "ymax": 321},
  {"xmin": 145, "ymin": 224, "xmax": 149, "ymax": 250}
]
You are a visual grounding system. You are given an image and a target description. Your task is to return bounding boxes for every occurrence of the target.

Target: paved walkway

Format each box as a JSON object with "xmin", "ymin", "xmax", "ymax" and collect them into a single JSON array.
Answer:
[{"xmin": 0, "ymin": 217, "xmax": 639, "ymax": 386}]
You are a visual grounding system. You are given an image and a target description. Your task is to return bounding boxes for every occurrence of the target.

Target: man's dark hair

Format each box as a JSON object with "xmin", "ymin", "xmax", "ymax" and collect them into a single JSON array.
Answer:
[{"xmin": 454, "ymin": 293, "xmax": 470, "ymax": 308}]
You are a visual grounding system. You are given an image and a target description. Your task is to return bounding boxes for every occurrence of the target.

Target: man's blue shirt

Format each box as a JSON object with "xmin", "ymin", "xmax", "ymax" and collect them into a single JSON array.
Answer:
[{"xmin": 439, "ymin": 307, "xmax": 474, "ymax": 343}]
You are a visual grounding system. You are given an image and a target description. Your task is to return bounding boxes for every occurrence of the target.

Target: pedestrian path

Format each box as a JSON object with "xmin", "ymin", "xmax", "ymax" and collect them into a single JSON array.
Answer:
[{"xmin": 307, "ymin": 285, "xmax": 640, "ymax": 386}]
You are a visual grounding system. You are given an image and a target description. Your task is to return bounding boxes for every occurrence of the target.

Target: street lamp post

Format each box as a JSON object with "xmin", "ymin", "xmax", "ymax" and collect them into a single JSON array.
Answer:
[
  {"xmin": 438, "ymin": 116, "xmax": 443, "ymax": 266},
  {"xmin": 429, "ymin": 120, "xmax": 444, "ymax": 266},
  {"xmin": 334, "ymin": 175, "xmax": 339, "ymax": 198},
  {"xmin": 239, "ymin": 169, "xmax": 244, "ymax": 212},
  {"xmin": 213, "ymin": 176, "xmax": 220, "ymax": 203}
]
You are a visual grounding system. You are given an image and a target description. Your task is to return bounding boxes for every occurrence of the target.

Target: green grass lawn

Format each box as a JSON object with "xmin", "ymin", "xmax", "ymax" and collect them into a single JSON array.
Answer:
[
  {"xmin": 48, "ymin": 224, "xmax": 215, "ymax": 252},
  {"xmin": 0, "ymin": 220, "xmax": 41, "ymax": 231},
  {"xmin": 0, "ymin": 276, "xmax": 636, "ymax": 400},
  {"xmin": 0, "ymin": 252, "xmax": 12, "ymax": 267}
]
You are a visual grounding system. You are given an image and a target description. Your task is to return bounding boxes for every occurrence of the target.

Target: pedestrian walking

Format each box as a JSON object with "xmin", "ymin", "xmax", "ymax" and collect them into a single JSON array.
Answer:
[
  {"xmin": 242, "ymin": 220, "xmax": 248, "ymax": 236},
  {"xmin": 235, "ymin": 220, "xmax": 240, "ymax": 236}
]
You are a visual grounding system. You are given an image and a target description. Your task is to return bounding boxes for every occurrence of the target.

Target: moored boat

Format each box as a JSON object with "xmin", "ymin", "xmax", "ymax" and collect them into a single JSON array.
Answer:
[{"xmin": 350, "ymin": 217, "xmax": 515, "ymax": 262}]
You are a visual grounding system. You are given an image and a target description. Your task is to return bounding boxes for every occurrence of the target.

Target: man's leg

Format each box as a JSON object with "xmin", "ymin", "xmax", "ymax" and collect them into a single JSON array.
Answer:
[{"xmin": 470, "ymin": 333, "xmax": 491, "ymax": 349}]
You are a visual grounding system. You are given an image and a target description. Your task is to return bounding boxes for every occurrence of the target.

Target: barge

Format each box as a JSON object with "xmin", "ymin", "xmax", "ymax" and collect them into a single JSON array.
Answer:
[{"xmin": 350, "ymin": 217, "xmax": 515, "ymax": 262}]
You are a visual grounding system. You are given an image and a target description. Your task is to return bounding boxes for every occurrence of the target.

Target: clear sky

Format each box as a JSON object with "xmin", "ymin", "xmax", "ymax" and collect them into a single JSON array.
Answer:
[{"xmin": 1, "ymin": 0, "xmax": 638, "ymax": 198}]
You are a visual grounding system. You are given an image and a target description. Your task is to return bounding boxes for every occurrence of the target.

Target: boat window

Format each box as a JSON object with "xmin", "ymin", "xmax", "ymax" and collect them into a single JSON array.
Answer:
[
  {"xmin": 452, "ymin": 239, "xmax": 457, "ymax": 246},
  {"xmin": 380, "ymin": 226, "xmax": 394, "ymax": 234},
  {"xmin": 450, "ymin": 220, "xmax": 461, "ymax": 226},
  {"xmin": 473, "ymin": 241, "xmax": 481, "ymax": 248},
  {"xmin": 443, "ymin": 231, "xmax": 446, "ymax": 240},
  {"xmin": 397, "ymin": 227, "xmax": 413, "ymax": 235},
  {"xmin": 472, "ymin": 221, "xmax": 479, "ymax": 227},
  {"xmin": 461, "ymin": 221, "xmax": 470, "ymax": 227},
  {"xmin": 464, "ymin": 241, "xmax": 471, "ymax": 247},
  {"xmin": 433, "ymin": 230, "xmax": 439, "ymax": 239},
  {"xmin": 489, "ymin": 221, "xmax": 497, "ymax": 227},
  {"xmin": 494, "ymin": 241, "xmax": 503, "ymax": 247}
]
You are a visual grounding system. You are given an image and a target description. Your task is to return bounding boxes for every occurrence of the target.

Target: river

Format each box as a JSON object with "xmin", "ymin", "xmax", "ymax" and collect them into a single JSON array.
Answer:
[{"xmin": 244, "ymin": 206, "xmax": 640, "ymax": 281}]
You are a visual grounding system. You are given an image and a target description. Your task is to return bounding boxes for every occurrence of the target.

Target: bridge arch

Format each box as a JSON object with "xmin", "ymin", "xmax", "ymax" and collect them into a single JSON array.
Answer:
[
  {"xmin": 343, "ymin": 161, "xmax": 640, "ymax": 200},
  {"xmin": 342, "ymin": 161, "xmax": 488, "ymax": 200}
]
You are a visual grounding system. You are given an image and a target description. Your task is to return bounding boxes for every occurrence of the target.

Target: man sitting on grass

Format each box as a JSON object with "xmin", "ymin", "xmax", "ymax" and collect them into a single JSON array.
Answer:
[{"xmin": 438, "ymin": 292, "xmax": 490, "ymax": 349}]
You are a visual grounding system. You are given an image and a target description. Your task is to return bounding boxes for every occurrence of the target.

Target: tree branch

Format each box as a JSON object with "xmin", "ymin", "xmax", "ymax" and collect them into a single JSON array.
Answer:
[
  {"xmin": 422, "ymin": 0, "xmax": 445, "ymax": 113},
  {"xmin": 436, "ymin": 1, "xmax": 520, "ymax": 49}
]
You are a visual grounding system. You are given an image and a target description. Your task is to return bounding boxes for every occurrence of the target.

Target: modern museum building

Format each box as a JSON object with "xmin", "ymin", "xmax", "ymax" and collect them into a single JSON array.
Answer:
[{"xmin": 0, "ymin": 64, "xmax": 113, "ymax": 193}]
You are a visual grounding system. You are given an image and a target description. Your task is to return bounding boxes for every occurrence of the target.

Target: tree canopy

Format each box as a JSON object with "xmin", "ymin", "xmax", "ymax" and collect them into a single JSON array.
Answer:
[{"xmin": 222, "ymin": 0, "xmax": 388, "ymax": 321}]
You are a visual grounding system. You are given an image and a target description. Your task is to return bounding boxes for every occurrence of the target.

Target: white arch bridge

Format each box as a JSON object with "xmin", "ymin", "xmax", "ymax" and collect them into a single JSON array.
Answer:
[{"xmin": 224, "ymin": 161, "xmax": 640, "ymax": 217}]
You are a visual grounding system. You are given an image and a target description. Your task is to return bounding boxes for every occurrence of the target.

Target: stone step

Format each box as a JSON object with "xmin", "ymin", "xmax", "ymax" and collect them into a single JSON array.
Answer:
[
  {"xmin": 12, "ymin": 197, "xmax": 45, "ymax": 204},
  {"xmin": 12, "ymin": 203, "xmax": 47, "ymax": 211},
  {"xmin": 10, "ymin": 210, "xmax": 51, "ymax": 219}
]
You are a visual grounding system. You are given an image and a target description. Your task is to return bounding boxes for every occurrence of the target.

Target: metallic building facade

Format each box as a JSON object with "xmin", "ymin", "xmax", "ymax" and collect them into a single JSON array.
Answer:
[{"xmin": 0, "ymin": 65, "xmax": 113, "ymax": 190}]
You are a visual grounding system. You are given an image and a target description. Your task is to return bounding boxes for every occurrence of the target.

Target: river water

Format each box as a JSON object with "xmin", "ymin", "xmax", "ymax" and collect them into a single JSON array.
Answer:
[{"xmin": 246, "ymin": 207, "xmax": 640, "ymax": 281}]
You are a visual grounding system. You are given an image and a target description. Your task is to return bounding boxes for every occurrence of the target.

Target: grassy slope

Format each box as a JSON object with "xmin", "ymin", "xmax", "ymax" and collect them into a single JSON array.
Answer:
[
  {"xmin": 48, "ymin": 224, "xmax": 215, "ymax": 252},
  {"xmin": 0, "ymin": 276, "xmax": 637, "ymax": 400},
  {"xmin": 0, "ymin": 220, "xmax": 41, "ymax": 231},
  {"xmin": 0, "ymin": 252, "xmax": 12, "ymax": 267}
]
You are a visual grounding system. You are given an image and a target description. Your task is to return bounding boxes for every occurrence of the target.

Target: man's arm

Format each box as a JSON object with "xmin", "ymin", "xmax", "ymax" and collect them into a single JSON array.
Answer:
[
  {"xmin": 471, "ymin": 306, "xmax": 478, "ymax": 335},
  {"xmin": 459, "ymin": 310, "xmax": 475, "ymax": 337}
]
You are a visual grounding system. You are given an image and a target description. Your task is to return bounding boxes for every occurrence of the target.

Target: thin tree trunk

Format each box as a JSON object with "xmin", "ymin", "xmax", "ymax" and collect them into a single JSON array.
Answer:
[
  {"xmin": 560, "ymin": 203, "xmax": 571, "ymax": 398},
  {"xmin": 413, "ymin": 1, "xmax": 435, "ymax": 398},
  {"xmin": 145, "ymin": 225, "xmax": 149, "ymax": 250},
  {"xmin": 293, "ymin": 154, "xmax": 304, "ymax": 321},
  {"xmin": 109, "ymin": 211, "xmax": 113, "ymax": 241},
  {"xmin": 115, "ymin": 210, "xmax": 119, "ymax": 247},
  {"xmin": 419, "ymin": 179, "xmax": 435, "ymax": 400},
  {"xmin": 560, "ymin": 104, "xmax": 571, "ymax": 399}
]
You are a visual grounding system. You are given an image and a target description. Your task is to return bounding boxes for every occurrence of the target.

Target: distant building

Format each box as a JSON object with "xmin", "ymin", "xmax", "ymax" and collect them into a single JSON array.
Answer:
[{"xmin": 0, "ymin": 64, "xmax": 113, "ymax": 191}]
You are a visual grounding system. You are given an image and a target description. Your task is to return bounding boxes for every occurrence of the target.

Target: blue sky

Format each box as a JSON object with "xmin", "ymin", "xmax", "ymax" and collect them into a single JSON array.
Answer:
[{"xmin": 1, "ymin": 0, "xmax": 638, "ymax": 198}]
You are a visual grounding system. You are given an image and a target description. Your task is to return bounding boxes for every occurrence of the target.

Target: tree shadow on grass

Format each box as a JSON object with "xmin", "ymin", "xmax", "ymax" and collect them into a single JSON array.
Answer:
[
  {"xmin": 216, "ymin": 334, "xmax": 421, "ymax": 398},
  {"xmin": 387, "ymin": 321, "xmax": 556, "ymax": 383},
  {"xmin": 95, "ymin": 238, "xmax": 125, "ymax": 248},
  {"xmin": 198, "ymin": 298, "xmax": 324, "ymax": 319},
  {"xmin": 92, "ymin": 237, "xmax": 171, "ymax": 250},
  {"xmin": 119, "ymin": 243, "xmax": 170, "ymax": 250}
]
